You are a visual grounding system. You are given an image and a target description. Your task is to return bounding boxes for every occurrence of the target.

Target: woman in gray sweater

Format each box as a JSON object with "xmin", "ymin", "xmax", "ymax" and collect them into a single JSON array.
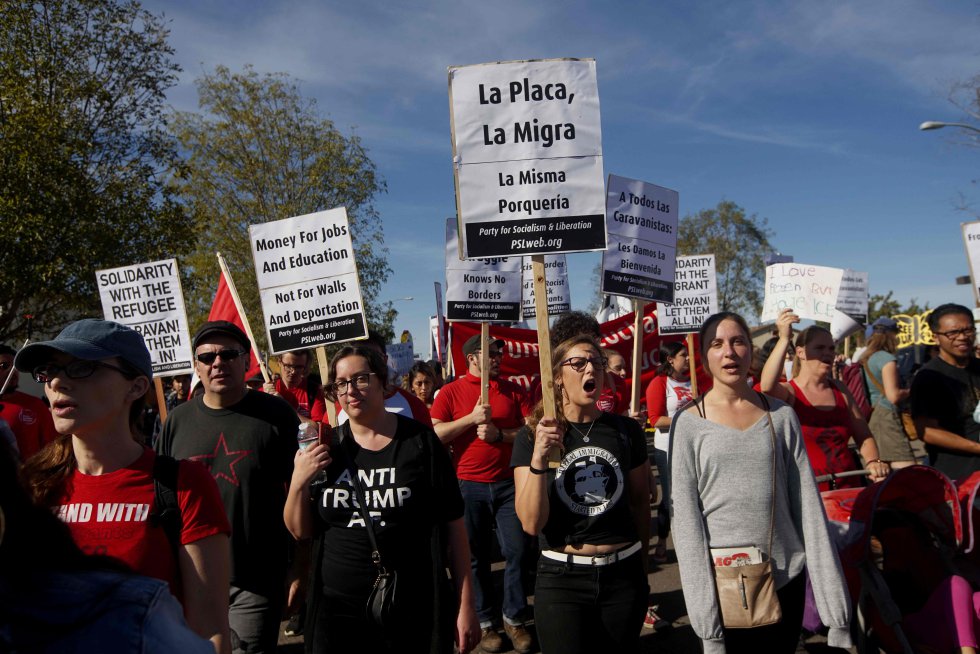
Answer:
[{"xmin": 670, "ymin": 312, "xmax": 852, "ymax": 654}]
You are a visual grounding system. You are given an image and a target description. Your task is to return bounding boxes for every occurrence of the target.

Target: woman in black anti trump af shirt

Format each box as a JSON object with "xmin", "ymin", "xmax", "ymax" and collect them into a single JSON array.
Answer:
[{"xmin": 284, "ymin": 345, "xmax": 480, "ymax": 654}]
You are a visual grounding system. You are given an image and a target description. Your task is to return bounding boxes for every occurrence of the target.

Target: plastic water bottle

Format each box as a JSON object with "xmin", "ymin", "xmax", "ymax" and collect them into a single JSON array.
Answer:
[{"xmin": 297, "ymin": 422, "xmax": 319, "ymax": 451}]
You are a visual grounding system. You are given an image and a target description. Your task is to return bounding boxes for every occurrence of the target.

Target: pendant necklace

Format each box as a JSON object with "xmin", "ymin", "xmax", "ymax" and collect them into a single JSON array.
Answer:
[{"xmin": 569, "ymin": 419, "xmax": 597, "ymax": 443}]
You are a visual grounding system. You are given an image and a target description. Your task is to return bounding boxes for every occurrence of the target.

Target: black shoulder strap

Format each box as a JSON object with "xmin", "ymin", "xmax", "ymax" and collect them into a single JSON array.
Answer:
[{"xmin": 150, "ymin": 454, "xmax": 182, "ymax": 559}]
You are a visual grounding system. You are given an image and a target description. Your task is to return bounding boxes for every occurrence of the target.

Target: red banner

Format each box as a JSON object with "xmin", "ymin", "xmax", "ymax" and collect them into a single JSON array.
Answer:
[{"xmin": 447, "ymin": 305, "xmax": 693, "ymax": 403}]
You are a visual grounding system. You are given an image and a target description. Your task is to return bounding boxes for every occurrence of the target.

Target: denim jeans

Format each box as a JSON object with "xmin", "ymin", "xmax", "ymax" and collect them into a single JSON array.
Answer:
[
  {"xmin": 533, "ymin": 550, "xmax": 649, "ymax": 654},
  {"xmin": 458, "ymin": 478, "xmax": 530, "ymax": 626}
]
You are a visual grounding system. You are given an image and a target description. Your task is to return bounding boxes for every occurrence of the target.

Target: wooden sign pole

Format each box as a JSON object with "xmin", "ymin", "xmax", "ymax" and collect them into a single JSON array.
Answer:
[
  {"xmin": 531, "ymin": 255, "xmax": 560, "ymax": 466},
  {"xmin": 480, "ymin": 322, "xmax": 490, "ymax": 405},
  {"xmin": 216, "ymin": 252, "xmax": 271, "ymax": 382},
  {"xmin": 630, "ymin": 300, "xmax": 646, "ymax": 416},
  {"xmin": 154, "ymin": 378, "xmax": 168, "ymax": 423},
  {"xmin": 687, "ymin": 334, "xmax": 699, "ymax": 397}
]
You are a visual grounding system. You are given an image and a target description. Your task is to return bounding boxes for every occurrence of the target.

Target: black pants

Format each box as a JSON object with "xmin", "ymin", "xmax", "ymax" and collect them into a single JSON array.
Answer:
[
  {"xmin": 533, "ymin": 551, "xmax": 649, "ymax": 654},
  {"xmin": 721, "ymin": 572, "xmax": 806, "ymax": 654}
]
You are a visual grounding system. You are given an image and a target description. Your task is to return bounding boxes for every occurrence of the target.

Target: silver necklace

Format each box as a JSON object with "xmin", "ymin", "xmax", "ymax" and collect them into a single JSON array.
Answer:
[{"xmin": 569, "ymin": 419, "xmax": 597, "ymax": 443}]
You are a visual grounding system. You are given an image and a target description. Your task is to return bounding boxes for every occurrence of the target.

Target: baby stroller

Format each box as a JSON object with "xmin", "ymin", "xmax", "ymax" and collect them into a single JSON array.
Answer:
[{"xmin": 829, "ymin": 466, "xmax": 963, "ymax": 654}]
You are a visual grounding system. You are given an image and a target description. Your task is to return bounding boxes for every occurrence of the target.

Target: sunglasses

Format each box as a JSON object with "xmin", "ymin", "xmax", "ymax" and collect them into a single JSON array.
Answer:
[
  {"xmin": 196, "ymin": 349, "xmax": 247, "ymax": 365},
  {"xmin": 560, "ymin": 356, "xmax": 607, "ymax": 372},
  {"xmin": 32, "ymin": 360, "xmax": 133, "ymax": 384}
]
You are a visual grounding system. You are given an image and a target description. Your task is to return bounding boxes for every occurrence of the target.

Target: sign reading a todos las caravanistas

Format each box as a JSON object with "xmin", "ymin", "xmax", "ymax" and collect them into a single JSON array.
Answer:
[
  {"xmin": 250, "ymin": 208, "xmax": 368, "ymax": 353},
  {"xmin": 449, "ymin": 58, "xmax": 606, "ymax": 259}
]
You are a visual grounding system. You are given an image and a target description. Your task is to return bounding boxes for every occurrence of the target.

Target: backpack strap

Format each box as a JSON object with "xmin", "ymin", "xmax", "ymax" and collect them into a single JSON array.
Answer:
[{"xmin": 149, "ymin": 454, "xmax": 182, "ymax": 560}]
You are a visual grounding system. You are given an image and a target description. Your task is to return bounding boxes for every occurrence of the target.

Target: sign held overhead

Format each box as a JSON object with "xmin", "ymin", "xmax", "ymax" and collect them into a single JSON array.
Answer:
[
  {"xmin": 444, "ymin": 218, "xmax": 522, "ymax": 322},
  {"xmin": 449, "ymin": 58, "xmax": 606, "ymax": 258},
  {"xmin": 250, "ymin": 208, "xmax": 368, "ymax": 353},
  {"xmin": 658, "ymin": 255, "xmax": 719, "ymax": 335},
  {"xmin": 96, "ymin": 258, "xmax": 193, "ymax": 376}
]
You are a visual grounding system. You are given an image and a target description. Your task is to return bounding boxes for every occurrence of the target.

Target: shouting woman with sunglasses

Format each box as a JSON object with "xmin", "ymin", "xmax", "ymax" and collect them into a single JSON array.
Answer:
[
  {"xmin": 513, "ymin": 335, "xmax": 651, "ymax": 654},
  {"xmin": 284, "ymin": 345, "xmax": 480, "ymax": 654},
  {"xmin": 16, "ymin": 319, "xmax": 232, "ymax": 653}
]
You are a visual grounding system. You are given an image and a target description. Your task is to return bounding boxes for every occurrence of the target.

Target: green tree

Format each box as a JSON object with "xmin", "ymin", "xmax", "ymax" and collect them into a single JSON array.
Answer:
[
  {"xmin": 170, "ymin": 65, "xmax": 393, "ymax": 346},
  {"xmin": 677, "ymin": 200, "xmax": 776, "ymax": 317},
  {"xmin": 867, "ymin": 291, "xmax": 929, "ymax": 322},
  {"xmin": 0, "ymin": 0, "xmax": 192, "ymax": 342}
]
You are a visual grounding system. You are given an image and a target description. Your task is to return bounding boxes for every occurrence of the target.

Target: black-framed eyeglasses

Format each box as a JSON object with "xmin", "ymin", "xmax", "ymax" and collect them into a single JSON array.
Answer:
[
  {"xmin": 196, "ymin": 349, "xmax": 246, "ymax": 365},
  {"xmin": 934, "ymin": 327, "xmax": 977, "ymax": 340},
  {"xmin": 331, "ymin": 372, "xmax": 376, "ymax": 395},
  {"xmin": 33, "ymin": 360, "xmax": 132, "ymax": 384},
  {"xmin": 280, "ymin": 363, "xmax": 307, "ymax": 371},
  {"xmin": 560, "ymin": 356, "xmax": 607, "ymax": 372}
]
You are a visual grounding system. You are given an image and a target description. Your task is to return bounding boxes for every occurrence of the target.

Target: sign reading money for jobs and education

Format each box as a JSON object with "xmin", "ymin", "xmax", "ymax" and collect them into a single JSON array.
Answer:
[
  {"xmin": 445, "ymin": 218, "xmax": 522, "ymax": 322},
  {"xmin": 96, "ymin": 258, "xmax": 193, "ymax": 376},
  {"xmin": 760, "ymin": 263, "xmax": 844, "ymax": 323},
  {"xmin": 962, "ymin": 220, "xmax": 980, "ymax": 306},
  {"xmin": 522, "ymin": 254, "xmax": 570, "ymax": 319},
  {"xmin": 250, "ymin": 208, "xmax": 368, "ymax": 354},
  {"xmin": 835, "ymin": 269, "xmax": 869, "ymax": 324},
  {"xmin": 449, "ymin": 58, "xmax": 606, "ymax": 259},
  {"xmin": 657, "ymin": 255, "xmax": 718, "ymax": 335},
  {"xmin": 600, "ymin": 174, "xmax": 679, "ymax": 303}
]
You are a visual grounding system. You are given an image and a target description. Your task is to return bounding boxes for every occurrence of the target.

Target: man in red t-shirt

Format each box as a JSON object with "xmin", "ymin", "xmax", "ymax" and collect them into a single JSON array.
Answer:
[
  {"xmin": 263, "ymin": 349, "xmax": 327, "ymax": 423},
  {"xmin": 431, "ymin": 335, "xmax": 533, "ymax": 654},
  {"xmin": 0, "ymin": 344, "xmax": 58, "ymax": 460}
]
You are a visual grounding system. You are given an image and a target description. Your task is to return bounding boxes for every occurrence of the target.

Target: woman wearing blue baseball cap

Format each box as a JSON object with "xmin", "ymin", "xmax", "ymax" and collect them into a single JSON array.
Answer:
[{"xmin": 16, "ymin": 319, "xmax": 233, "ymax": 654}]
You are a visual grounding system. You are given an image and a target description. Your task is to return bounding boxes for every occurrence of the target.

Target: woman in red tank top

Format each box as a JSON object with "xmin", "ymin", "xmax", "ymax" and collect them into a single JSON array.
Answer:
[{"xmin": 760, "ymin": 309, "xmax": 889, "ymax": 491}]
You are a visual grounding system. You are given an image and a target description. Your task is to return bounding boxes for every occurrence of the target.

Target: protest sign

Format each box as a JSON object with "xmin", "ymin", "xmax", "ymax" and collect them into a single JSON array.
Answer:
[
  {"xmin": 250, "ymin": 208, "xmax": 368, "ymax": 353},
  {"xmin": 600, "ymin": 175, "xmax": 678, "ymax": 304},
  {"xmin": 386, "ymin": 342, "xmax": 415, "ymax": 381},
  {"xmin": 657, "ymin": 255, "xmax": 718, "ymax": 335},
  {"xmin": 445, "ymin": 218, "xmax": 522, "ymax": 321},
  {"xmin": 434, "ymin": 282, "xmax": 446, "ymax": 363},
  {"xmin": 835, "ymin": 269, "xmax": 869, "ymax": 323},
  {"xmin": 760, "ymin": 263, "xmax": 844, "ymax": 323},
  {"xmin": 96, "ymin": 258, "xmax": 193, "ymax": 376},
  {"xmin": 521, "ymin": 255, "xmax": 570, "ymax": 318},
  {"xmin": 449, "ymin": 58, "xmax": 606, "ymax": 258},
  {"xmin": 962, "ymin": 220, "xmax": 980, "ymax": 306}
]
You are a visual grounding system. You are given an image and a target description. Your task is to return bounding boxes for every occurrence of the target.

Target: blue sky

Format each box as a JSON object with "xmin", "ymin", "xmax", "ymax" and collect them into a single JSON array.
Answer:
[{"xmin": 146, "ymin": 0, "xmax": 980, "ymax": 354}]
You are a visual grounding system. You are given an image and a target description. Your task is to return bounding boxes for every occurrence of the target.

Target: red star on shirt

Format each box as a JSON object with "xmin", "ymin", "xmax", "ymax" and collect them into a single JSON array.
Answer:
[{"xmin": 188, "ymin": 432, "xmax": 253, "ymax": 487}]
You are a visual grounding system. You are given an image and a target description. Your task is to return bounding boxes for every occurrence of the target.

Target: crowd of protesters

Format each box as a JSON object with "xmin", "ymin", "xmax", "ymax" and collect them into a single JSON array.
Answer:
[{"xmin": 3, "ymin": 301, "xmax": 980, "ymax": 653}]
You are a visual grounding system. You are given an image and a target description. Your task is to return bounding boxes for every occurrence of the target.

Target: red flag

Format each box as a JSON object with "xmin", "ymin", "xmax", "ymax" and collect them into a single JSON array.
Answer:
[{"xmin": 207, "ymin": 270, "xmax": 263, "ymax": 381}]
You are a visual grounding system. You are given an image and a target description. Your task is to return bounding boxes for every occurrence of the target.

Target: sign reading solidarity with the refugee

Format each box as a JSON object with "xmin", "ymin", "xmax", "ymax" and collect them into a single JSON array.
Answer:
[
  {"xmin": 760, "ymin": 263, "xmax": 844, "ymax": 323},
  {"xmin": 96, "ymin": 258, "xmax": 193, "ymax": 376},
  {"xmin": 521, "ymin": 254, "xmax": 570, "ymax": 318},
  {"xmin": 835, "ymin": 269, "xmax": 869, "ymax": 323},
  {"xmin": 444, "ymin": 218, "xmax": 522, "ymax": 322},
  {"xmin": 600, "ymin": 175, "xmax": 678, "ymax": 303},
  {"xmin": 657, "ymin": 255, "xmax": 718, "ymax": 335},
  {"xmin": 962, "ymin": 220, "xmax": 980, "ymax": 305},
  {"xmin": 250, "ymin": 208, "xmax": 368, "ymax": 353},
  {"xmin": 448, "ymin": 58, "xmax": 606, "ymax": 258}
]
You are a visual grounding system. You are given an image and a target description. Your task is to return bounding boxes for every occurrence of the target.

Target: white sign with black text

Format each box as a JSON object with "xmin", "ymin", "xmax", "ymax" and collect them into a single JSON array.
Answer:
[
  {"xmin": 449, "ymin": 58, "xmax": 606, "ymax": 258},
  {"xmin": 962, "ymin": 221, "xmax": 980, "ymax": 306},
  {"xmin": 760, "ymin": 263, "xmax": 844, "ymax": 323},
  {"xmin": 444, "ymin": 218, "xmax": 522, "ymax": 322},
  {"xmin": 96, "ymin": 258, "xmax": 193, "ymax": 376},
  {"xmin": 657, "ymin": 255, "xmax": 718, "ymax": 335},
  {"xmin": 522, "ymin": 254, "xmax": 570, "ymax": 318},
  {"xmin": 600, "ymin": 175, "xmax": 679, "ymax": 303},
  {"xmin": 834, "ymin": 269, "xmax": 869, "ymax": 324},
  {"xmin": 250, "ymin": 208, "xmax": 368, "ymax": 353}
]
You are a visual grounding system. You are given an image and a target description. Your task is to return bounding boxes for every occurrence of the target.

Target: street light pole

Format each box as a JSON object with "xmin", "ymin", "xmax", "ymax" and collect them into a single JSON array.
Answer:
[{"xmin": 919, "ymin": 120, "xmax": 980, "ymax": 135}]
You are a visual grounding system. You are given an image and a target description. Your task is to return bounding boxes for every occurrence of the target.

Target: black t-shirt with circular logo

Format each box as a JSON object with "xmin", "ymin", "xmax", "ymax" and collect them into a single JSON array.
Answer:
[
  {"xmin": 315, "ymin": 415, "xmax": 463, "ymax": 601},
  {"xmin": 511, "ymin": 413, "xmax": 647, "ymax": 550}
]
